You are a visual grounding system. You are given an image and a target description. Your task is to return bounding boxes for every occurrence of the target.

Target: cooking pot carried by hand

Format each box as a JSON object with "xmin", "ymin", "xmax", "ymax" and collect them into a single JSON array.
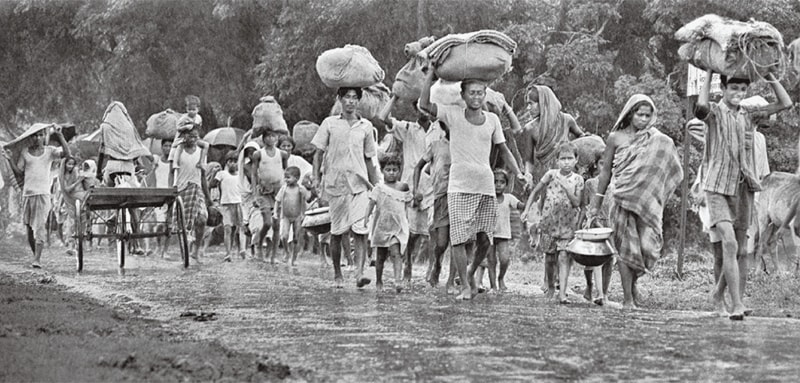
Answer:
[{"xmin": 567, "ymin": 217, "xmax": 617, "ymax": 267}]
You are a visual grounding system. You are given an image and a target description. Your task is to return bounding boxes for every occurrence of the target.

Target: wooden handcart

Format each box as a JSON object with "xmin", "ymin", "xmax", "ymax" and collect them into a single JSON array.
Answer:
[{"xmin": 74, "ymin": 187, "xmax": 190, "ymax": 274}]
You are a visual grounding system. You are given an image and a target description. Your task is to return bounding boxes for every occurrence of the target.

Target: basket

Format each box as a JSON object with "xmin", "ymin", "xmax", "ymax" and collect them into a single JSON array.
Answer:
[{"xmin": 302, "ymin": 206, "xmax": 331, "ymax": 234}]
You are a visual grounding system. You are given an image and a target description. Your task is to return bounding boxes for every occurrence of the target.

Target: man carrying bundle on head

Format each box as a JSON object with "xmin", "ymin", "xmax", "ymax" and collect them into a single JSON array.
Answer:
[
  {"xmin": 693, "ymin": 70, "xmax": 792, "ymax": 320},
  {"xmin": 311, "ymin": 87, "xmax": 379, "ymax": 289},
  {"xmin": 419, "ymin": 64, "xmax": 529, "ymax": 300}
]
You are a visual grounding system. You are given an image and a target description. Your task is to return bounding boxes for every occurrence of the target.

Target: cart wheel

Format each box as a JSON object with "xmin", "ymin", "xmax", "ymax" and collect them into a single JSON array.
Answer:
[
  {"xmin": 175, "ymin": 196, "xmax": 190, "ymax": 269},
  {"xmin": 76, "ymin": 200, "xmax": 84, "ymax": 273},
  {"xmin": 117, "ymin": 208, "xmax": 126, "ymax": 276}
]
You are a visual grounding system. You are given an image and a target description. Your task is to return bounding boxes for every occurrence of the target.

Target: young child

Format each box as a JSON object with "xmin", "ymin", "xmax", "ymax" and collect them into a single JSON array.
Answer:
[
  {"xmin": 278, "ymin": 136, "xmax": 313, "ymax": 182},
  {"xmin": 59, "ymin": 156, "xmax": 82, "ymax": 256},
  {"xmin": 145, "ymin": 139, "xmax": 173, "ymax": 257},
  {"xmin": 170, "ymin": 116, "xmax": 209, "ymax": 173},
  {"xmin": 487, "ymin": 169, "xmax": 524, "ymax": 291},
  {"xmin": 251, "ymin": 128, "xmax": 289, "ymax": 263},
  {"xmin": 364, "ymin": 155, "xmax": 412, "ymax": 292},
  {"xmin": 4, "ymin": 126, "xmax": 69, "ymax": 268},
  {"xmin": 580, "ymin": 157, "xmax": 612, "ymax": 305},
  {"xmin": 273, "ymin": 166, "xmax": 310, "ymax": 266},
  {"xmin": 212, "ymin": 152, "xmax": 246, "ymax": 262},
  {"xmin": 413, "ymin": 120, "xmax": 453, "ymax": 290},
  {"xmin": 524, "ymin": 141, "xmax": 584, "ymax": 303}
]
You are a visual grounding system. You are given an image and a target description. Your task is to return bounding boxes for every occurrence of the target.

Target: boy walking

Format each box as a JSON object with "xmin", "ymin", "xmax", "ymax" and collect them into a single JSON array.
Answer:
[
  {"xmin": 695, "ymin": 70, "xmax": 792, "ymax": 319},
  {"xmin": 273, "ymin": 166, "xmax": 310, "ymax": 266},
  {"xmin": 251, "ymin": 127, "xmax": 289, "ymax": 263},
  {"xmin": 212, "ymin": 152, "xmax": 247, "ymax": 262}
]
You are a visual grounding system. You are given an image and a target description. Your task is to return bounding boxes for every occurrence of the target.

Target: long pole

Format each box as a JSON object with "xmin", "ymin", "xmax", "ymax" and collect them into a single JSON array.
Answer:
[{"xmin": 677, "ymin": 96, "xmax": 695, "ymax": 278}]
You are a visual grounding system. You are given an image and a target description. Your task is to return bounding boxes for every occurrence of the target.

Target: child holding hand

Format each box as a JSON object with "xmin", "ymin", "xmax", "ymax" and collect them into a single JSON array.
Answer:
[
  {"xmin": 524, "ymin": 142, "xmax": 584, "ymax": 303},
  {"xmin": 364, "ymin": 155, "xmax": 412, "ymax": 293}
]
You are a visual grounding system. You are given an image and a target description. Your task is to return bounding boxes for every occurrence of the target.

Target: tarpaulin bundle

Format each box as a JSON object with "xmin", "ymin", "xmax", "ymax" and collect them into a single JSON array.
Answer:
[{"xmin": 418, "ymin": 30, "xmax": 516, "ymax": 82}]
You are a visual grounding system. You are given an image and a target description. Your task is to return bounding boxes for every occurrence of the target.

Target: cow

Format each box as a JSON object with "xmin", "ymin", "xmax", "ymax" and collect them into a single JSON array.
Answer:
[{"xmin": 753, "ymin": 171, "xmax": 800, "ymax": 275}]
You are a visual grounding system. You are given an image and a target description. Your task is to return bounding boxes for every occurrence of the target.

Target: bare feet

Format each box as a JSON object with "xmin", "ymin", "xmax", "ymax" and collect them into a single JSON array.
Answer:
[
  {"xmin": 395, "ymin": 285, "xmax": 403, "ymax": 293},
  {"xmin": 712, "ymin": 293, "xmax": 729, "ymax": 317},
  {"xmin": 583, "ymin": 288, "xmax": 592, "ymax": 302},
  {"xmin": 445, "ymin": 283, "xmax": 456, "ymax": 295},
  {"xmin": 334, "ymin": 277, "xmax": 344, "ymax": 289},
  {"xmin": 544, "ymin": 289, "xmax": 555, "ymax": 300},
  {"xmin": 376, "ymin": 283, "xmax": 383, "ymax": 292},
  {"xmin": 455, "ymin": 288, "xmax": 473, "ymax": 300},
  {"xmin": 593, "ymin": 297, "xmax": 605, "ymax": 306},
  {"xmin": 498, "ymin": 281, "xmax": 508, "ymax": 292},
  {"xmin": 622, "ymin": 301, "xmax": 639, "ymax": 310}
]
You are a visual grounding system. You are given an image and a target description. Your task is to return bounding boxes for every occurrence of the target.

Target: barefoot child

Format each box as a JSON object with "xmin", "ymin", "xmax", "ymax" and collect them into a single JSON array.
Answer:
[
  {"xmin": 273, "ymin": 166, "xmax": 310, "ymax": 266},
  {"xmin": 145, "ymin": 139, "xmax": 173, "ymax": 257},
  {"xmin": 364, "ymin": 155, "xmax": 412, "ymax": 292},
  {"xmin": 252, "ymin": 127, "xmax": 288, "ymax": 263},
  {"xmin": 487, "ymin": 169, "xmax": 524, "ymax": 291},
  {"xmin": 580, "ymin": 157, "xmax": 613, "ymax": 305},
  {"xmin": 413, "ymin": 120, "xmax": 453, "ymax": 290},
  {"xmin": 524, "ymin": 142, "xmax": 583, "ymax": 303},
  {"xmin": 3, "ymin": 125, "xmax": 70, "ymax": 268},
  {"xmin": 168, "ymin": 125, "xmax": 210, "ymax": 262},
  {"xmin": 212, "ymin": 152, "xmax": 247, "ymax": 262}
]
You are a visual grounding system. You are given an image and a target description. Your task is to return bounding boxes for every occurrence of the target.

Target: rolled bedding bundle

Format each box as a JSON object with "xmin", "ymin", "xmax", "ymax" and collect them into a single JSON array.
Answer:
[
  {"xmin": 393, "ymin": 36, "xmax": 437, "ymax": 101},
  {"xmin": 329, "ymin": 83, "xmax": 391, "ymax": 120},
  {"xmin": 316, "ymin": 44, "xmax": 385, "ymax": 88},
  {"xmin": 675, "ymin": 14, "xmax": 785, "ymax": 81},
  {"xmin": 252, "ymin": 96, "xmax": 289, "ymax": 135},
  {"xmin": 418, "ymin": 30, "xmax": 516, "ymax": 82}
]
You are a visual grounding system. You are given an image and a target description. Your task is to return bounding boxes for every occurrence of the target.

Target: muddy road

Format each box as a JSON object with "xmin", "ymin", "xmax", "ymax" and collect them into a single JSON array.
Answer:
[{"xmin": 1, "ymin": 241, "xmax": 799, "ymax": 382}]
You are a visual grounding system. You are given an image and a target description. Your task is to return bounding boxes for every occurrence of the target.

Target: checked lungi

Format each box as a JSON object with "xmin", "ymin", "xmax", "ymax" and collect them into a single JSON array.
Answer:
[
  {"xmin": 178, "ymin": 183, "xmax": 208, "ymax": 232},
  {"xmin": 448, "ymin": 192, "xmax": 496, "ymax": 246}
]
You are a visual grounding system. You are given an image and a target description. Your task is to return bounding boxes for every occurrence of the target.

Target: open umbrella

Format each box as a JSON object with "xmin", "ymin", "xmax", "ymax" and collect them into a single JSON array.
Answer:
[{"xmin": 203, "ymin": 127, "xmax": 245, "ymax": 148}]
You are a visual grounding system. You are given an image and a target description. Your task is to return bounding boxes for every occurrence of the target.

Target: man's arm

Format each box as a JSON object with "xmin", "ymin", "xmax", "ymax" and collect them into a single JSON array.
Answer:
[
  {"xmin": 695, "ymin": 69, "xmax": 713, "ymax": 120},
  {"xmin": 251, "ymin": 150, "xmax": 261, "ymax": 192},
  {"xmin": 312, "ymin": 149, "xmax": 325, "ymax": 189},
  {"xmin": 377, "ymin": 95, "xmax": 397, "ymax": 130},
  {"xmin": 418, "ymin": 66, "xmax": 438, "ymax": 118},
  {"xmin": 53, "ymin": 128, "xmax": 70, "ymax": 159},
  {"xmin": 412, "ymin": 157, "xmax": 428, "ymax": 205},
  {"xmin": 365, "ymin": 156, "xmax": 378, "ymax": 186},
  {"xmin": 759, "ymin": 73, "xmax": 793, "ymax": 116}
]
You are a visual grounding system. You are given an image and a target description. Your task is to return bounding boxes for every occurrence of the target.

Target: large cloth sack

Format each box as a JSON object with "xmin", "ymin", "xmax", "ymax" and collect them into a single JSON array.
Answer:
[
  {"xmin": 100, "ymin": 102, "xmax": 150, "ymax": 160},
  {"xmin": 292, "ymin": 121, "xmax": 320, "ymax": 147},
  {"xmin": 252, "ymin": 96, "xmax": 288, "ymax": 135},
  {"xmin": 316, "ymin": 45, "xmax": 385, "ymax": 89},
  {"xmin": 419, "ymin": 30, "xmax": 516, "ymax": 82},
  {"xmin": 330, "ymin": 83, "xmax": 391, "ymax": 120},
  {"xmin": 436, "ymin": 43, "xmax": 512, "ymax": 82},
  {"xmin": 393, "ymin": 36, "xmax": 436, "ymax": 101},
  {"xmin": 675, "ymin": 14, "xmax": 784, "ymax": 80},
  {"xmin": 145, "ymin": 109, "xmax": 180, "ymax": 139}
]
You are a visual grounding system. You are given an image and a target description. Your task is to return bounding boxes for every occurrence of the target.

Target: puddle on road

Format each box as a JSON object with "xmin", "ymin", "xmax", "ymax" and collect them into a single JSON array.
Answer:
[{"xmin": 2, "ymin": 244, "xmax": 800, "ymax": 381}]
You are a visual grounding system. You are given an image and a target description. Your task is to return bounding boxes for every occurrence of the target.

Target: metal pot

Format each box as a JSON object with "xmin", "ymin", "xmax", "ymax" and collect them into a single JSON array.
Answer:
[{"xmin": 566, "ymin": 237, "xmax": 616, "ymax": 267}]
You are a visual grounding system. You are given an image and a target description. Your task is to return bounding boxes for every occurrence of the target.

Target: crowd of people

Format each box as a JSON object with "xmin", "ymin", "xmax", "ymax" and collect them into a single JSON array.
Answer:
[{"xmin": 2, "ymin": 61, "xmax": 793, "ymax": 319}]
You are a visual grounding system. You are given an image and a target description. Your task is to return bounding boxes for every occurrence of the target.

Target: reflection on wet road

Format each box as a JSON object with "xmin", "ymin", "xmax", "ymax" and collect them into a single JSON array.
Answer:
[{"xmin": 2, "ymin": 245, "xmax": 799, "ymax": 381}]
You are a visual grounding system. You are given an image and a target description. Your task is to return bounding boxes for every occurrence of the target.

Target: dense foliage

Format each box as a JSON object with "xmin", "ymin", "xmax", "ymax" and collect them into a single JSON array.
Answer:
[{"xmin": 2, "ymin": 0, "xmax": 800, "ymax": 248}]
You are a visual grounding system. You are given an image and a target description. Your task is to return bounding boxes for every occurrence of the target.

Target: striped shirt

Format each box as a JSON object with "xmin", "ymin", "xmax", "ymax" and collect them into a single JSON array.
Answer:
[{"xmin": 699, "ymin": 102, "xmax": 758, "ymax": 196}]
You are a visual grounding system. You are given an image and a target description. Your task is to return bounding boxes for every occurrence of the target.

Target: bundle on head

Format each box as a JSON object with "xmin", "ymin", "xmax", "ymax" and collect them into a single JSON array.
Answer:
[{"xmin": 675, "ymin": 14, "xmax": 786, "ymax": 81}]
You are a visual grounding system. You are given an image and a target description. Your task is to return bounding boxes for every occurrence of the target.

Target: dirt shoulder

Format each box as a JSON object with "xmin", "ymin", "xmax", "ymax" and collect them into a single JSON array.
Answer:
[{"xmin": 0, "ymin": 272, "xmax": 312, "ymax": 383}]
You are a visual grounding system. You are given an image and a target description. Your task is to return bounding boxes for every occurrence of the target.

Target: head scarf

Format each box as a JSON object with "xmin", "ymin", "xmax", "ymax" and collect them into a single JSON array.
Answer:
[
  {"xmin": 612, "ymin": 94, "xmax": 658, "ymax": 132},
  {"xmin": 237, "ymin": 141, "xmax": 261, "ymax": 194},
  {"xmin": 527, "ymin": 85, "xmax": 568, "ymax": 164}
]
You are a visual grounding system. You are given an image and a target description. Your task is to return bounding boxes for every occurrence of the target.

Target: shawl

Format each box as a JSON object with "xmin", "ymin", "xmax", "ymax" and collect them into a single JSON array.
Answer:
[
  {"xmin": 526, "ymin": 85, "xmax": 572, "ymax": 165},
  {"xmin": 612, "ymin": 94, "xmax": 658, "ymax": 132},
  {"xmin": 100, "ymin": 102, "xmax": 150, "ymax": 160},
  {"xmin": 612, "ymin": 127, "xmax": 683, "ymax": 230}
]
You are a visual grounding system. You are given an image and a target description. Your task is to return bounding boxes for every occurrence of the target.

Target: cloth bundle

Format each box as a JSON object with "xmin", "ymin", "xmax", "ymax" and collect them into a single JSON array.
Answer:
[
  {"xmin": 418, "ymin": 30, "xmax": 516, "ymax": 82},
  {"xmin": 292, "ymin": 120, "xmax": 320, "ymax": 147},
  {"xmin": 316, "ymin": 44, "xmax": 385, "ymax": 88},
  {"xmin": 145, "ymin": 109, "xmax": 181, "ymax": 139},
  {"xmin": 675, "ymin": 14, "xmax": 784, "ymax": 80},
  {"xmin": 252, "ymin": 96, "xmax": 289, "ymax": 135},
  {"xmin": 329, "ymin": 83, "xmax": 391, "ymax": 120},
  {"xmin": 572, "ymin": 135, "xmax": 606, "ymax": 178},
  {"xmin": 100, "ymin": 102, "xmax": 150, "ymax": 160},
  {"xmin": 393, "ymin": 36, "xmax": 436, "ymax": 101}
]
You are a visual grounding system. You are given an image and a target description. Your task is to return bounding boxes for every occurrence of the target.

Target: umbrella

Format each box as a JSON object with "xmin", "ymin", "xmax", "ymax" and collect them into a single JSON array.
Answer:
[{"xmin": 203, "ymin": 127, "xmax": 245, "ymax": 148}]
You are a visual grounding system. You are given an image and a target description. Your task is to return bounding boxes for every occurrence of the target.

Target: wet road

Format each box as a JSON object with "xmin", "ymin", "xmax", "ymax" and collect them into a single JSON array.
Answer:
[{"xmin": 2, "ymin": 242, "xmax": 800, "ymax": 382}]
